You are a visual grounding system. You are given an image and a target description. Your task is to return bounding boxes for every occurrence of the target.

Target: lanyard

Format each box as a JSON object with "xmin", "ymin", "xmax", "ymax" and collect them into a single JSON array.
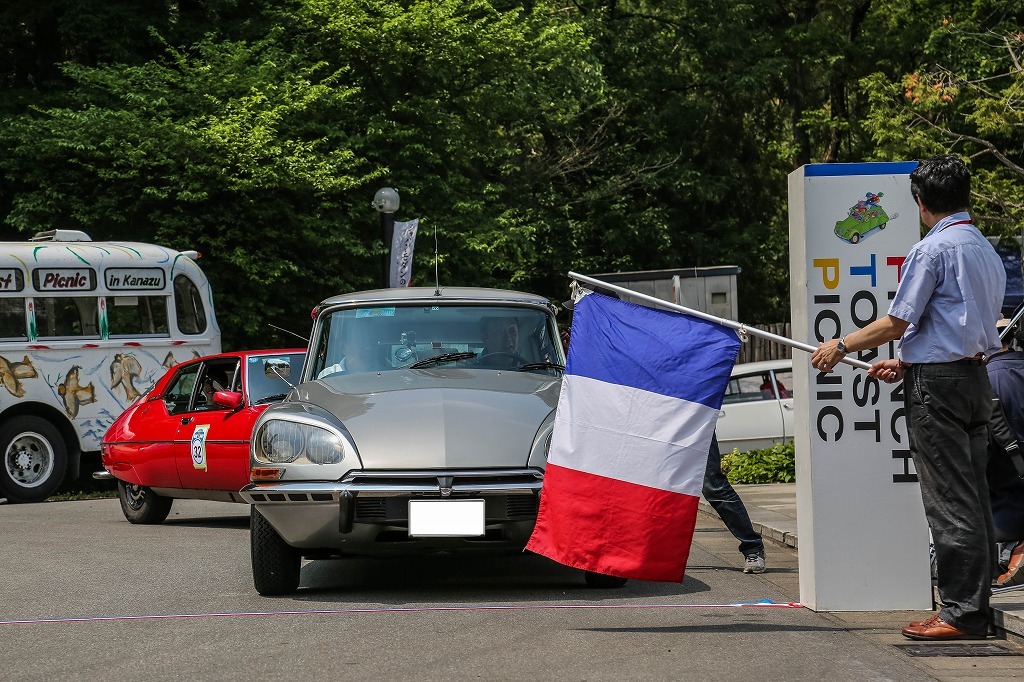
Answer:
[{"xmin": 937, "ymin": 219, "xmax": 973, "ymax": 232}]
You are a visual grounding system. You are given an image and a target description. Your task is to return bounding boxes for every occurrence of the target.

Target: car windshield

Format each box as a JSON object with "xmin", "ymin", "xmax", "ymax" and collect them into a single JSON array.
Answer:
[
  {"xmin": 309, "ymin": 304, "xmax": 562, "ymax": 378},
  {"xmin": 245, "ymin": 352, "xmax": 306, "ymax": 404}
]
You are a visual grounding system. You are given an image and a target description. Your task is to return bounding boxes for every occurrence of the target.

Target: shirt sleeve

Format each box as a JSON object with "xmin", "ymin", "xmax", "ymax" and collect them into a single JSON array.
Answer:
[{"xmin": 888, "ymin": 247, "xmax": 937, "ymax": 325}]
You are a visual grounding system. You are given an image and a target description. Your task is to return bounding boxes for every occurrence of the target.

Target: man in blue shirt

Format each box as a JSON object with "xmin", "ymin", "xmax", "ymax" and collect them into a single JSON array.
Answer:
[{"xmin": 811, "ymin": 155, "xmax": 1005, "ymax": 641}]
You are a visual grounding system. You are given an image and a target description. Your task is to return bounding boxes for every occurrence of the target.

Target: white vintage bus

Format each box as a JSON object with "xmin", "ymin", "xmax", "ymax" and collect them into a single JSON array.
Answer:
[{"xmin": 0, "ymin": 230, "xmax": 220, "ymax": 502}]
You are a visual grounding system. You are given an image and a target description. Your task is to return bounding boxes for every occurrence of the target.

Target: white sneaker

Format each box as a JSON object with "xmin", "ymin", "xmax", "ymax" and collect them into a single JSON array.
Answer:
[{"xmin": 743, "ymin": 554, "xmax": 766, "ymax": 574}]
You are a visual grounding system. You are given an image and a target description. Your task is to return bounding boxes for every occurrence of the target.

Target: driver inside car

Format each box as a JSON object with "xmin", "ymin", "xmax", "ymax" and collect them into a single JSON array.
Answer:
[
  {"xmin": 317, "ymin": 327, "xmax": 379, "ymax": 378},
  {"xmin": 476, "ymin": 316, "xmax": 523, "ymax": 367}
]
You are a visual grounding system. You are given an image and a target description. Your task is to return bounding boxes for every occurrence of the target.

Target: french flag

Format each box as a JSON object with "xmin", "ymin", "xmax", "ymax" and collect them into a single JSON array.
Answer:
[{"xmin": 526, "ymin": 292, "xmax": 741, "ymax": 582}]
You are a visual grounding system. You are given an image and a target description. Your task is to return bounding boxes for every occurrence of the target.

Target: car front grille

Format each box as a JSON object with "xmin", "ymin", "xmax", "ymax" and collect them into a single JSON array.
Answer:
[{"xmin": 352, "ymin": 493, "xmax": 538, "ymax": 524}]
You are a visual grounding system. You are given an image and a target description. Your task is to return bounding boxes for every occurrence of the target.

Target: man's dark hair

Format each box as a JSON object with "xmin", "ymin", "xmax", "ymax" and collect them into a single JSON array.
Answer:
[{"xmin": 909, "ymin": 154, "xmax": 971, "ymax": 214}]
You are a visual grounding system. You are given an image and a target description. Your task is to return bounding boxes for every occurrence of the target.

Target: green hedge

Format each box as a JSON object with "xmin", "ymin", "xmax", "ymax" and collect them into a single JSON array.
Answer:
[{"xmin": 721, "ymin": 442, "xmax": 795, "ymax": 484}]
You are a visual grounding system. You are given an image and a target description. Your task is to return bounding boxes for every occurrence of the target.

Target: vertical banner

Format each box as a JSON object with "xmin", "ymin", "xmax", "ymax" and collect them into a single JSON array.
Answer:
[
  {"xmin": 389, "ymin": 218, "xmax": 419, "ymax": 288},
  {"xmin": 789, "ymin": 162, "xmax": 932, "ymax": 611}
]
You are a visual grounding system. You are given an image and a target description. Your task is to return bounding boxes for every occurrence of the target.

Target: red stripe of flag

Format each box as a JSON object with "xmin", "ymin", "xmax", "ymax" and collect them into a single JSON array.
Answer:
[{"xmin": 526, "ymin": 463, "xmax": 698, "ymax": 582}]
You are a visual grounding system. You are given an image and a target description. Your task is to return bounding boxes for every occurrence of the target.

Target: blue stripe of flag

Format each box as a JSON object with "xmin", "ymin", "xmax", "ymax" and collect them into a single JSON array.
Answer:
[{"xmin": 566, "ymin": 293, "xmax": 741, "ymax": 409}]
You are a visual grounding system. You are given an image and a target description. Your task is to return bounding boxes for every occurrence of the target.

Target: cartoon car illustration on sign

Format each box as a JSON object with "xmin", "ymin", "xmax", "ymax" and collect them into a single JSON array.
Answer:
[{"xmin": 834, "ymin": 192, "xmax": 890, "ymax": 244}]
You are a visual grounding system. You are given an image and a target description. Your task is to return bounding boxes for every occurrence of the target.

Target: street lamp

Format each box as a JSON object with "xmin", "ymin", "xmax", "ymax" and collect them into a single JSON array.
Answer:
[{"xmin": 372, "ymin": 187, "xmax": 400, "ymax": 288}]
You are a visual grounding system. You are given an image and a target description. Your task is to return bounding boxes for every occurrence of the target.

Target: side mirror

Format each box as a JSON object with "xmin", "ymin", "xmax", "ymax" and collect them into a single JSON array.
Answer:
[{"xmin": 213, "ymin": 391, "xmax": 244, "ymax": 410}]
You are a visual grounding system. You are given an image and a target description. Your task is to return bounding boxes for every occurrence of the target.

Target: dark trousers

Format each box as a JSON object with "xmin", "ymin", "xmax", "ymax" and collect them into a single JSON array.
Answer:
[
  {"xmin": 906, "ymin": 362, "xmax": 995, "ymax": 635},
  {"xmin": 703, "ymin": 433, "xmax": 764, "ymax": 557}
]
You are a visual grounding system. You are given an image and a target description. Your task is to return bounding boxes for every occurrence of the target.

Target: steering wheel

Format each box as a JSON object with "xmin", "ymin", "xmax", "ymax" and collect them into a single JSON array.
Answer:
[{"xmin": 475, "ymin": 351, "xmax": 528, "ymax": 367}]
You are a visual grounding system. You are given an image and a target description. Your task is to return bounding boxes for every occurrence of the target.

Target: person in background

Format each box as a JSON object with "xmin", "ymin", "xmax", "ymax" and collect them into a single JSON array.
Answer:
[
  {"xmin": 986, "ymin": 317, "xmax": 1024, "ymax": 586},
  {"xmin": 811, "ymin": 154, "xmax": 1004, "ymax": 641},
  {"xmin": 703, "ymin": 432, "xmax": 767, "ymax": 574}
]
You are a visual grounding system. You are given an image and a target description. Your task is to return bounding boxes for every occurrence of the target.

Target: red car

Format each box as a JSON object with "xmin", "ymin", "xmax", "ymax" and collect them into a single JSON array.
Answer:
[{"xmin": 101, "ymin": 349, "xmax": 306, "ymax": 524}]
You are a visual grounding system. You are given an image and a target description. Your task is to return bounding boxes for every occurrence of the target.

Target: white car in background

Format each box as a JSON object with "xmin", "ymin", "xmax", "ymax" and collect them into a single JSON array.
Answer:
[{"xmin": 717, "ymin": 359, "xmax": 794, "ymax": 453}]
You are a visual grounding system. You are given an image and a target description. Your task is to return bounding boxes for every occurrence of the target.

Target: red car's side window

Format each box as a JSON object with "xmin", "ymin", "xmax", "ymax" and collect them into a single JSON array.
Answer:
[{"xmin": 164, "ymin": 364, "xmax": 200, "ymax": 415}]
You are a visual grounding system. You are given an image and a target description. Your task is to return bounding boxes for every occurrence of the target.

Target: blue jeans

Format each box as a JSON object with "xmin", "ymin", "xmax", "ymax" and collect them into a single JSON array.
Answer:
[{"xmin": 703, "ymin": 433, "xmax": 764, "ymax": 557}]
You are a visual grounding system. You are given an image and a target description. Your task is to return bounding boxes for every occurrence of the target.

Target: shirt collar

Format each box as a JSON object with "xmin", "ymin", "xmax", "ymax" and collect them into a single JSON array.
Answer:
[{"xmin": 925, "ymin": 211, "xmax": 972, "ymax": 238}]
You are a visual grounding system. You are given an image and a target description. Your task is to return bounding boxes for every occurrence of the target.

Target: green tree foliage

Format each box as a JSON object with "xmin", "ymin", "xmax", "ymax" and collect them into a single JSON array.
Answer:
[
  {"xmin": 0, "ymin": 31, "xmax": 377, "ymax": 345},
  {"xmin": 861, "ymin": 3, "xmax": 1024, "ymax": 237},
  {"xmin": 1, "ymin": 1, "xmax": 1022, "ymax": 349}
]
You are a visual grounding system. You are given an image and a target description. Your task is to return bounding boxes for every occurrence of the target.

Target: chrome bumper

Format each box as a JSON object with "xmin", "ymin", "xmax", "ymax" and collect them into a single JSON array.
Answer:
[
  {"xmin": 241, "ymin": 468, "xmax": 544, "ymax": 549},
  {"xmin": 239, "ymin": 467, "xmax": 544, "ymax": 504}
]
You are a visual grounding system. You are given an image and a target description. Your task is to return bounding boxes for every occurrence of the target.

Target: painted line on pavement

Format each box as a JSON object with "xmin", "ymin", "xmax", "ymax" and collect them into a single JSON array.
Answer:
[{"xmin": 0, "ymin": 600, "xmax": 804, "ymax": 625}]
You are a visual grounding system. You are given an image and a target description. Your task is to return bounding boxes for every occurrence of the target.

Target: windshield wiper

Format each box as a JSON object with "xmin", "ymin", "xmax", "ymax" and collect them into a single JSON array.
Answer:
[
  {"xmin": 408, "ymin": 351, "xmax": 477, "ymax": 369},
  {"xmin": 252, "ymin": 393, "xmax": 289, "ymax": 405},
  {"xmin": 516, "ymin": 361, "xmax": 565, "ymax": 372}
]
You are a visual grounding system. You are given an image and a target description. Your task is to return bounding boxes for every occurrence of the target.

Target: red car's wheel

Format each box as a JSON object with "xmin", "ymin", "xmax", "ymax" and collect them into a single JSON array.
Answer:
[{"xmin": 117, "ymin": 479, "xmax": 173, "ymax": 524}]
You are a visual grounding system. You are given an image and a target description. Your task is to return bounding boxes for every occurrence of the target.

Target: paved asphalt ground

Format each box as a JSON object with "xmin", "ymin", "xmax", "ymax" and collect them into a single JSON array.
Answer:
[{"xmin": 3, "ymin": 498, "xmax": 1024, "ymax": 681}]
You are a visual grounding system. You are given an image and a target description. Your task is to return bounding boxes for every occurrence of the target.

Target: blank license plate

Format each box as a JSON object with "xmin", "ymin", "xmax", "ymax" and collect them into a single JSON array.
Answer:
[{"xmin": 408, "ymin": 499, "xmax": 485, "ymax": 537}]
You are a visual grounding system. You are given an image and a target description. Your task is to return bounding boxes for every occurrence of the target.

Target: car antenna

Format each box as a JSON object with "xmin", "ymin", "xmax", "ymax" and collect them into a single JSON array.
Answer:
[
  {"xmin": 268, "ymin": 324, "xmax": 309, "ymax": 344},
  {"xmin": 433, "ymin": 221, "xmax": 442, "ymax": 297}
]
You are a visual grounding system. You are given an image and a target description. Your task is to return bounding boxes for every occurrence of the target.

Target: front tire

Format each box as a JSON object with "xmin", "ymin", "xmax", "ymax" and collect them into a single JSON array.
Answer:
[
  {"xmin": 0, "ymin": 415, "xmax": 68, "ymax": 503},
  {"xmin": 850, "ymin": 232, "xmax": 861, "ymax": 244},
  {"xmin": 251, "ymin": 507, "xmax": 301, "ymax": 596},
  {"xmin": 117, "ymin": 480, "xmax": 173, "ymax": 524},
  {"xmin": 584, "ymin": 571, "xmax": 629, "ymax": 588}
]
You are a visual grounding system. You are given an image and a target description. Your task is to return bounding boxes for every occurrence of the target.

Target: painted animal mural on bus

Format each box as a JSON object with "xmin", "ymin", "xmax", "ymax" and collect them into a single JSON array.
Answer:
[
  {"xmin": 58, "ymin": 365, "xmax": 97, "ymax": 418},
  {"xmin": 0, "ymin": 355, "xmax": 38, "ymax": 397},
  {"xmin": 110, "ymin": 353, "xmax": 144, "ymax": 402}
]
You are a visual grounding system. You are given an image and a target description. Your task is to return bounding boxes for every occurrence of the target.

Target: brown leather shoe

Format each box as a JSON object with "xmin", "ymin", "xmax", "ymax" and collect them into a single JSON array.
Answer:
[
  {"xmin": 901, "ymin": 615, "xmax": 985, "ymax": 640},
  {"xmin": 997, "ymin": 540, "xmax": 1024, "ymax": 586}
]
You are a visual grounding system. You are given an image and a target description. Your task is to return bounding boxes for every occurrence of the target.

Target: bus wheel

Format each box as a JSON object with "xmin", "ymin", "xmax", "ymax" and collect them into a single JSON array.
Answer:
[
  {"xmin": 0, "ymin": 416, "xmax": 68, "ymax": 503},
  {"xmin": 117, "ymin": 480, "xmax": 173, "ymax": 524}
]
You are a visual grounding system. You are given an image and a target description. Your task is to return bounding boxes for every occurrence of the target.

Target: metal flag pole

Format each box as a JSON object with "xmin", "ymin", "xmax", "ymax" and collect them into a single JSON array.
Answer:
[{"xmin": 568, "ymin": 271, "xmax": 872, "ymax": 371}]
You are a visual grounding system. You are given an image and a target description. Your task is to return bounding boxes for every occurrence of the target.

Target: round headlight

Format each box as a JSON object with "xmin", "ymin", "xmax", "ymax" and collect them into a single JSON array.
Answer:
[
  {"xmin": 257, "ymin": 421, "xmax": 305, "ymax": 463},
  {"xmin": 305, "ymin": 428, "xmax": 345, "ymax": 465}
]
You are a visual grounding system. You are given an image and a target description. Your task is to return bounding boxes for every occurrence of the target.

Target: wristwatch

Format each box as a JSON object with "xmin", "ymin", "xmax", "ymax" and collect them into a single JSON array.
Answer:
[{"xmin": 836, "ymin": 336, "xmax": 848, "ymax": 354}]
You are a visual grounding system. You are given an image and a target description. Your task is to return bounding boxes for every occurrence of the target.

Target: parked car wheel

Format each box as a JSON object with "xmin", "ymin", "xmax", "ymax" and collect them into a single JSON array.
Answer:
[
  {"xmin": 0, "ymin": 415, "xmax": 67, "ymax": 503},
  {"xmin": 251, "ymin": 507, "xmax": 301, "ymax": 596},
  {"xmin": 117, "ymin": 480, "xmax": 173, "ymax": 524},
  {"xmin": 850, "ymin": 232, "xmax": 861, "ymax": 244},
  {"xmin": 584, "ymin": 570, "xmax": 629, "ymax": 588}
]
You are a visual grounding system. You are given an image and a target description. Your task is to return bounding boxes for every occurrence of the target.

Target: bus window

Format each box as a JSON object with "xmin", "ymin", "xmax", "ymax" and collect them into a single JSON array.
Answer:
[
  {"xmin": 107, "ymin": 296, "xmax": 169, "ymax": 337},
  {"xmin": 0, "ymin": 299, "xmax": 26, "ymax": 339},
  {"xmin": 36, "ymin": 296, "xmax": 100, "ymax": 338},
  {"xmin": 174, "ymin": 275, "xmax": 207, "ymax": 335}
]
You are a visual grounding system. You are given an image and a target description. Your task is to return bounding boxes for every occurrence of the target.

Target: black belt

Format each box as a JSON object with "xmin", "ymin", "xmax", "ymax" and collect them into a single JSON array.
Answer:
[
  {"xmin": 904, "ymin": 355, "xmax": 986, "ymax": 367},
  {"xmin": 953, "ymin": 357, "xmax": 986, "ymax": 365}
]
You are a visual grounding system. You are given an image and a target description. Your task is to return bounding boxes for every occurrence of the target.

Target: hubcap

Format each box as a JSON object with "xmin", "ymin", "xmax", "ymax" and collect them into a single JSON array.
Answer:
[
  {"xmin": 5, "ymin": 432, "xmax": 54, "ymax": 487},
  {"xmin": 125, "ymin": 483, "xmax": 147, "ymax": 510}
]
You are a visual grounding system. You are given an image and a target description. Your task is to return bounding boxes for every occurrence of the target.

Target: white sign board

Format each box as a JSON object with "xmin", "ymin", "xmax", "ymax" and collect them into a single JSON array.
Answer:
[{"xmin": 789, "ymin": 161, "xmax": 932, "ymax": 611}]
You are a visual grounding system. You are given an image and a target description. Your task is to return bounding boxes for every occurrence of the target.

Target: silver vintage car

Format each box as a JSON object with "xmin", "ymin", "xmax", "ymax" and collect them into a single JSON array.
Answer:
[{"xmin": 240, "ymin": 287, "xmax": 567, "ymax": 595}]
